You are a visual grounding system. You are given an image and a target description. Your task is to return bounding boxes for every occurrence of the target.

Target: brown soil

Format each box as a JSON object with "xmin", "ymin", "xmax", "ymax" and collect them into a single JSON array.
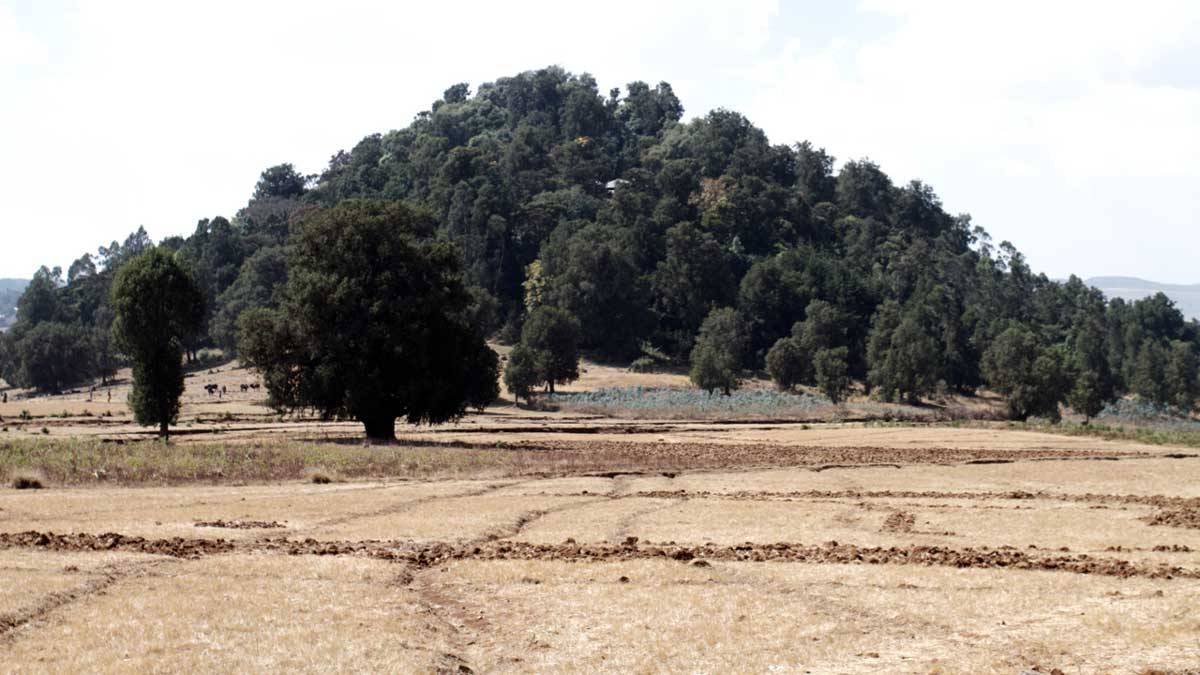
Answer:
[
  {"xmin": 882, "ymin": 511, "xmax": 916, "ymax": 533},
  {"xmin": 630, "ymin": 488, "xmax": 1200, "ymax": 509},
  {"xmin": 0, "ymin": 530, "xmax": 1193, "ymax": 581},
  {"xmin": 194, "ymin": 519, "xmax": 286, "ymax": 530},
  {"xmin": 1142, "ymin": 509, "xmax": 1200, "ymax": 530},
  {"xmin": 448, "ymin": 440, "xmax": 1145, "ymax": 471}
]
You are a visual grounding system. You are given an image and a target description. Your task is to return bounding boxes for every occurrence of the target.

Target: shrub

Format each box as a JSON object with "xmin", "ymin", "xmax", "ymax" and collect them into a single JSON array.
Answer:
[
  {"xmin": 629, "ymin": 357, "xmax": 657, "ymax": 373},
  {"xmin": 766, "ymin": 337, "xmax": 809, "ymax": 391},
  {"xmin": 813, "ymin": 347, "xmax": 851, "ymax": 404},
  {"xmin": 305, "ymin": 467, "xmax": 336, "ymax": 484},
  {"xmin": 11, "ymin": 470, "xmax": 45, "ymax": 490}
]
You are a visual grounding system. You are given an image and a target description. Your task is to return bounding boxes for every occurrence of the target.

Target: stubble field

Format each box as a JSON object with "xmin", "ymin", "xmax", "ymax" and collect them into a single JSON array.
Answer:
[{"xmin": 0, "ymin": 362, "xmax": 1198, "ymax": 673}]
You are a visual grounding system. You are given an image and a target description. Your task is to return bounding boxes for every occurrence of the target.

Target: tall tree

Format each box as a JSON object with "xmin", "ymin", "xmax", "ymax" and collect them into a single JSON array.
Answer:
[
  {"xmin": 1066, "ymin": 317, "xmax": 1115, "ymax": 422},
  {"xmin": 982, "ymin": 324, "xmax": 1070, "ymax": 421},
  {"xmin": 110, "ymin": 249, "xmax": 205, "ymax": 438},
  {"xmin": 519, "ymin": 305, "xmax": 581, "ymax": 393},
  {"xmin": 239, "ymin": 200, "xmax": 496, "ymax": 441}
]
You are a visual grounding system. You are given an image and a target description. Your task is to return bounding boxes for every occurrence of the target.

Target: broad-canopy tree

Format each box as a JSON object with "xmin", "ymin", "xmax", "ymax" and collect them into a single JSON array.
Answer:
[
  {"xmin": 110, "ymin": 248, "xmax": 205, "ymax": 438},
  {"xmin": 689, "ymin": 307, "xmax": 745, "ymax": 395},
  {"xmin": 982, "ymin": 324, "xmax": 1071, "ymax": 421},
  {"xmin": 517, "ymin": 305, "xmax": 581, "ymax": 393},
  {"xmin": 503, "ymin": 343, "xmax": 540, "ymax": 405},
  {"xmin": 765, "ymin": 335, "xmax": 808, "ymax": 391},
  {"xmin": 813, "ymin": 346, "xmax": 851, "ymax": 404},
  {"xmin": 239, "ymin": 199, "xmax": 497, "ymax": 441}
]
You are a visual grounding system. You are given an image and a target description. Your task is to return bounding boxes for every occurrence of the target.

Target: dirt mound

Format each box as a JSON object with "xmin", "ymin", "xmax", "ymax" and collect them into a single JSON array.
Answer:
[
  {"xmin": 882, "ymin": 512, "xmax": 916, "ymax": 533},
  {"xmin": 632, "ymin": 488, "xmax": 1200, "ymax": 509},
  {"xmin": 0, "ymin": 531, "xmax": 237, "ymax": 558},
  {"xmin": 2, "ymin": 530, "xmax": 1195, "ymax": 580},
  {"xmin": 1142, "ymin": 509, "xmax": 1200, "ymax": 530},
  {"xmin": 194, "ymin": 520, "xmax": 286, "ymax": 530},
  {"xmin": 413, "ymin": 540, "xmax": 1197, "ymax": 580}
]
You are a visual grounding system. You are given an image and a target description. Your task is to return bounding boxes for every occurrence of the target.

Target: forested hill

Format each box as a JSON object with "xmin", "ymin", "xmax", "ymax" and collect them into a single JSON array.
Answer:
[{"xmin": 2, "ymin": 66, "xmax": 1198, "ymax": 416}]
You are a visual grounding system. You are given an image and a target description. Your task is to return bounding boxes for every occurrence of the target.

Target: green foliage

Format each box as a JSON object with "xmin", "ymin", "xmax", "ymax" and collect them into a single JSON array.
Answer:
[
  {"xmin": 1164, "ymin": 340, "xmax": 1199, "ymax": 411},
  {"xmin": 813, "ymin": 346, "xmax": 851, "ymax": 404},
  {"xmin": 14, "ymin": 66, "xmax": 1200, "ymax": 427},
  {"xmin": 503, "ymin": 343, "xmax": 539, "ymax": 404},
  {"xmin": 519, "ymin": 305, "xmax": 581, "ymax": 393},
  {"xmin": 464, "ymin": 342, "xmax": 501, "ymax": 412},
  {"xmin": 689, "ymin": 308, "xmax": 744, "ymax": 395},
  {"xmin": 10, "ymin": 322, "xmax": 94, "ymax": 393},
  {"xmin": 651, "ymin": 221, "xmax": 736, "ymax": 357},
  {"xmin": 110, "ymin": 248, "xmax": 206, "ymax": 437},
  {"xmin": 867, "ymin": 304, "xmax": 941, "ymax": 403},
  {"xmin": 253, "ymin": 163, "xmax": 308, "ymax": 201},
  {"xmin": 1132, "ymin": 340, "xmax": 1169, "ymax": 406},
  {"xmin": 1066, "ymin": 316, "xmax": 1115, "ymax": 421},
  {"xmin": 628, "ymin": 356, "xmax": 657, "ymax": 373},
  {"xmin": 537, "ymin": 223, "xmax": 648, "ymax": 359},
  {"xmin": 981, "ymin": 324, "xmax": 1071, "ymax": 421},
  {"xmin": 765, "ymin": 337, "xmax": 809, "ymax": 391},
  {"xmin": 237, "ymin": 200, "xmax": 493, "ymax": 440},
  {"xmin": 211, "ymin": 246, "xmax": 287, "ymax": 353}
]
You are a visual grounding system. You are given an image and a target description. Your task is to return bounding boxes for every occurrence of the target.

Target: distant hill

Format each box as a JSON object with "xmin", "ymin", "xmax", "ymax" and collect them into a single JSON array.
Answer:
[
  {"xmin": 1088, "ymin": 277, "xmax": 1200, "ymax": 321},
  {"xmin": 0, "ymin": 278, "xmax": 27, "ymax": 331}
]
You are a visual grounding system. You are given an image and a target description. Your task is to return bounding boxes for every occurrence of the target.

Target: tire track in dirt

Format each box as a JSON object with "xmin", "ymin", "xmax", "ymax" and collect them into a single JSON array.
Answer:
[
  {"xmin": 471, "ymin": 496, "xmax": 613, "ymax": 545},
  {"xmin": 627, "ymin": 488, "xmax": 1200, "ymax": 509},
  {"xmin": 0, "ymin": 557, "xmax": 176, "ymax": 642},
  {"xmin": 610, "ymin": 499, "xmax": 683, "ymax": 544},
  {"xmin": 407, "ymin": 570, "xmax": 494, "ymax": 674},
  {"xmin": 305, "ymin": 479, "xmax": 536, "ymax": 532},
  {"xmin": 0, "ymin": 531, "xmax": 1194, "ymax": 581}
]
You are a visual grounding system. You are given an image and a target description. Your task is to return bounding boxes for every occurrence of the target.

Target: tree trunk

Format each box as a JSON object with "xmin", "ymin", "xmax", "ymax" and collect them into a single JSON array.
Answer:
[
  {"xmin": 159, "ymin": 419, "xmax": 169, "ymax": 440},
  {"xmin": 363, "ymin": 416, "xmax": 396, "ymax": 442}
]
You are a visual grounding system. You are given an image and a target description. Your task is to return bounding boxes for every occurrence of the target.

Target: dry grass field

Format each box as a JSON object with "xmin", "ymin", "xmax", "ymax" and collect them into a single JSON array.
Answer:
[{"xmin": 2, "ymin": 361, "xmax": 1199, "ymax": 672}]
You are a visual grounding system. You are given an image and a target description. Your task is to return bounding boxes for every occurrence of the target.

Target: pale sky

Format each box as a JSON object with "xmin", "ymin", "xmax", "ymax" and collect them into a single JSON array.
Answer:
[{"xmin": 2, "ymin": 0, "xmax": 1197, "ymax": 282}]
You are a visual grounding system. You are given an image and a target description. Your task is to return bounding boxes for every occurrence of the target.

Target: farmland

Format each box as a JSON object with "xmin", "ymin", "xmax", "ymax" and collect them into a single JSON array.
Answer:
[{"xmin": 1, "ymin": 362, "xmax": 1199, "ymax": 672}]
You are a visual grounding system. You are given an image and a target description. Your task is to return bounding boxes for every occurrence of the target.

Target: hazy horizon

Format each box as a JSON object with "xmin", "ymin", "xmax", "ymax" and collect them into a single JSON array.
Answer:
[{"xmin": 2, "ymin": 1, "xmax": 1197, "ymax": 282}]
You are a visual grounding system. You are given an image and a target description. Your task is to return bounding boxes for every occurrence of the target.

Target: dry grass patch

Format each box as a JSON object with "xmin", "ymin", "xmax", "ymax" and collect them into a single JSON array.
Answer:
[
  {"xmin": 0, "ymin": 549, "xmax": 163, "ymax": 618},
  {"xmin": 0, "ymin": 554, "xmax": 449, "ymax": 673},
  {"xmin": 309, "ymin": 493, "xmax": 596, "ymax": 542},
  {"xmin": 626, "ymin": 456, "xmax": 1200, "ymax": 499},
  {"xmin": 512, "ymin": 497, "xmax": 679, "ymax": 544},
  {"xmin": 0, "ymin": 480, "xmax": 493, "ymax": 541},
  {"xmin": 8, "ymin": 469, "xmax": 45, "ymax": 490},
  {"xmin": 427, "ymin": 559, "xmax": 1200, "ymax": 673}
]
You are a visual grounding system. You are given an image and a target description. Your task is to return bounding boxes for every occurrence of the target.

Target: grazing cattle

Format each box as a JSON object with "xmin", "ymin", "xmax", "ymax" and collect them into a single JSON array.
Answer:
[
  {"xmin": 249, "ymin": 383, "xmax": 261, "ymax": 390},
  {"xmin": 240, "ymin": 384, "xmax": 250, "ymax": 392},
  {"xmin": 204, "ymin": 384, "xmax": 219, "ymax": 395}
]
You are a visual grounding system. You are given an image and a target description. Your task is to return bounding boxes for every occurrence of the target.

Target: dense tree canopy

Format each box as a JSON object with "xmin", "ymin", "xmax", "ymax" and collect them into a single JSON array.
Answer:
[
  {"xmin": 510, "ymin": 305, "xmax": 581, "ymax": 394},
  {"xmin": 110, "ymin": 248, "xmax": 206, "ymax": 437},
  {"xmin": 7, "ymin": 66, "xmax": 1199, "ymax": 425},
  {"xmin": 238, "ymin": 200, "xmax": 496, "ymax": 440}
]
